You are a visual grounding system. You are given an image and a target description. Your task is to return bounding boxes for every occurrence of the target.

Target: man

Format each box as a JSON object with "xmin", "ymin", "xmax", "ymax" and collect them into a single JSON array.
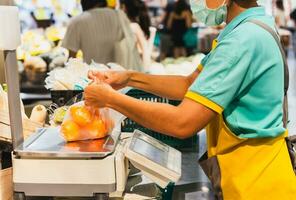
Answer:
[
  {"xmin": 85, "ymin": 0, "xmax": 296, "ymax": 199},
  {"xmin": 62, "ymin": 0, "xmax": 123, "ymax": 64}
]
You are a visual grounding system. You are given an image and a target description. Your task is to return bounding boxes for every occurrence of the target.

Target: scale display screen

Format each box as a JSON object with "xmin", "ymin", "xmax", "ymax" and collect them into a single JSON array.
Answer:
[
  {"xmin": 129, "ymin": 131, "xmax": 170, "ymax": 168},
  {"xmin": 126, "ymin": 130, "xmax": 182, "ymax": 187},
  {"xmin": 132, "ymin": 138, "xmax": 168, "ymax": 167}
]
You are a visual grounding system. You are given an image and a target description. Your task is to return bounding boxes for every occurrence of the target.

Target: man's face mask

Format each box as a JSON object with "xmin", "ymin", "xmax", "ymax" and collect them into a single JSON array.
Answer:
[{"xmin": 190, "ymin": 0, "xmax": 228, "ymax": 26}]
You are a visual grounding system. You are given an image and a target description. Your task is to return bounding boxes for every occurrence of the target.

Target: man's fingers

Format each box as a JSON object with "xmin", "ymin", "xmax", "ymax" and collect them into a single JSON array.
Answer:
[
  {"xmin": 105, "ymin": 77, "xmax": 114, "ymax": 85},
  {"xmin": 104, "ymin": 72, "xmax": 117, "ymax": 84},
  {"xmin": 88, "ymin": 73, "xmax": 93, "ymax": 80},
  {"xmin": 88, "ymin": 70, "xmax": 106, "ymax": 81},
  {"xmin": 88, "ymin": 70, "xmax": 96, "ymax": 79}
]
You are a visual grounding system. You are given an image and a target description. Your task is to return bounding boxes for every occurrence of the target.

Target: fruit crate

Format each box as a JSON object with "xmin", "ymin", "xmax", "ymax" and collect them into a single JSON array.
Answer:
[{"xmin": 122, "ymin": 89, "xmax": 198, "ymax": 152}]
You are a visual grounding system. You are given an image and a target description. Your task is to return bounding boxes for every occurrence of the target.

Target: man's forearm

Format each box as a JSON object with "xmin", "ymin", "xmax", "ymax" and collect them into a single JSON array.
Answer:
[
  {"xmin": 106, "ymin": 91, "xmax": 214, "ymax": 139},
  {"xmin": 108, "ymin": 92, "xmax": 191, "ymax": 138},
  {"xmin": 127, "ymin": 71, "xmax": 194, "ymax": 100}
]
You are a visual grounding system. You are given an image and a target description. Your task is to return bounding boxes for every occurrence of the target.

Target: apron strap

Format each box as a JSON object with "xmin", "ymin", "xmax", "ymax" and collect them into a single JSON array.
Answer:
[{"xmin": 246, "ymin": 19, "xmax": 289, "ymax": 128}]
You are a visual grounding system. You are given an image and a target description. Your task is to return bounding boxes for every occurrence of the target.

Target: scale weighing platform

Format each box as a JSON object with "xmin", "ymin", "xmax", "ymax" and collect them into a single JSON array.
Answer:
[{"xmin": 13, "ymin": 128, "xmax": 182, "ymax": 199}]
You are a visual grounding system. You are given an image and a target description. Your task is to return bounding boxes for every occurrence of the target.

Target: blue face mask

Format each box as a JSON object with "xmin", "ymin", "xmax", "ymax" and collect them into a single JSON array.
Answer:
[{"xmin": 190, "ymin": 0, "xmax": 227, "ymax": 26}]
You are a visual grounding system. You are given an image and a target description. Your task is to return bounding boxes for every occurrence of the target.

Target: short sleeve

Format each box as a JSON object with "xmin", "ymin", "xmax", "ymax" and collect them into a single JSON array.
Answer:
[
  {"xmin": 186, "ymin": 36, "xmax": 250, "ymax": 114},
  {"xmin": 62, "ymin": 19, "xmax": 80, "ymax": 52}
]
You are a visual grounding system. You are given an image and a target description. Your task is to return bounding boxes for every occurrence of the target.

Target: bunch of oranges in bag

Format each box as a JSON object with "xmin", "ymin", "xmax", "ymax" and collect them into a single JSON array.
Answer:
[{"xmin": 61, "ymin": 105, "xmax": 110, "ymax": 142}]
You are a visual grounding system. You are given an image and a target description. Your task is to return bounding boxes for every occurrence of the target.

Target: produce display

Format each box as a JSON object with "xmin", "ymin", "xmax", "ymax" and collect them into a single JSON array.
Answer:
[
  {"xmin": 17, "ymin": 30, "xmax": 52, "ymax": 60},
  {"xmin": 23, "ymin": 56, "xmax": 47, "ymax": 84},
  {"xmin": 61, "ymin": 102, "xmax": 112, "ymax": 142},
  {"xmin": 15, "ymin": 0, "xmax": 81, "ymax": 29},
  {"xmin": 45, "ymin": 26, "xmax": 66, "ymax": 42},
  {"xmin": 43, "ymin": 46, "xmax": 69, "ymax": 70},
  {"xmin": 17, "ymin": 28, "xmax": 68, "ymax": 88},
  {"xmin": 17, "ymin": 27, "xmax": 67, "ymax": 60},
  {"xmin": 149, "ymin": 53, "xmax": 205, "ymax": 76}
]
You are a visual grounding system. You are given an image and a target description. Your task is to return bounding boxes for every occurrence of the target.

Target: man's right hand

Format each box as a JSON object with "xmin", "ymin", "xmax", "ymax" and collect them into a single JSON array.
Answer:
[{"xmin": 88, "ymin": 70, "xmax": 132, "ymax": 90}]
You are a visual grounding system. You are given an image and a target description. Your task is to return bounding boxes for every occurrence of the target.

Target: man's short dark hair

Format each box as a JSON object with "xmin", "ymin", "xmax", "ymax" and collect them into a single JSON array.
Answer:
[
  {"xmin": 233, "ymin": 0, "xmax": 258, "ymax": 8},
  {"xmin": 81, "ymin": 0, "xmax": 107, "ymax": 11}
]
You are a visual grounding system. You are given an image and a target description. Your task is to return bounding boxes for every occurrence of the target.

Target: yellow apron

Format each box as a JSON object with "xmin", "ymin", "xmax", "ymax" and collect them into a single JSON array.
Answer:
[
  {"xmin": 198, "ymin": 20, "xmax": 296, "ymax": 199},
  {"xmin": 199, "ymin": 115, "xmax": 296, "ymax": 200}
]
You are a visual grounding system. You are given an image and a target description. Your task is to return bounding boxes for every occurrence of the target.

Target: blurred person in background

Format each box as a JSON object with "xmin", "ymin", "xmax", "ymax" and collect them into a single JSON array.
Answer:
[
  {"xmin": 145, "ymin": 0, "xmax": 167, "ymax": 17},
  {"xmin": 290, "ymin": 8, "xmax": 296, "ymax": 57},
  {"xmin": 120, "ymin": 0, "xmax": 151, "ymax": 39},
  {"xmin": 62, "ymin": 0, "xmax": 125, "ymax": 64},
  {"xmin": 158, "ymin": 0, "xmax": 175, "ymax": 60},
  {"xmin": 290, "ymin": 7, "xmax": 296, "ymax": 25},
  {"xmin": 120, "ymin": 0, "xmax": 151, "ymax": 69},
  {"xmin": 274, "ymin": 0, "xmax": 287, "ymax": 28},
  {"xmin": 167, "ymin": 0, "xmax": 192, "ymax": 58}
]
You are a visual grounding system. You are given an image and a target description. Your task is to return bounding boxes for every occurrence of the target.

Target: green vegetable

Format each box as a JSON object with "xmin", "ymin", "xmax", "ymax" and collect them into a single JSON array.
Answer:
[
  {"xmin": 2, "ymin": 84, "xmax": 7, "ymax": 92},
  {"xmin": 53, "ymin": 107, "xmax": 68, "ymax": 123}
]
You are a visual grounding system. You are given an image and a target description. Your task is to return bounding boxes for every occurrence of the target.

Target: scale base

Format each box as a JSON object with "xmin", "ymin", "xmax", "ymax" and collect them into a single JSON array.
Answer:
[
  {"xmin": 13, "ymin": 155, "xmax": 117, "ymax": 197},
  {"xmin": 13, "ymin": 192, "xmax": 109, "ymax": 200}
]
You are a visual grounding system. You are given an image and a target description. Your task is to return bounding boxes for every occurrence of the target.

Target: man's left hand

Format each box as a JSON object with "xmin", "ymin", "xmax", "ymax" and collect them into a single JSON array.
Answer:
[{"xmin": 84, "ymin": 82, "xmax": 115, "ymax": 108}]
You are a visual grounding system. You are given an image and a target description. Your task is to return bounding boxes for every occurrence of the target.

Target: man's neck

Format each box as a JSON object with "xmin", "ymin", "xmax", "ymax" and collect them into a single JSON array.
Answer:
[{"xmin": 226, "ymin": 1, "xmax": 259, "ymax": 24}]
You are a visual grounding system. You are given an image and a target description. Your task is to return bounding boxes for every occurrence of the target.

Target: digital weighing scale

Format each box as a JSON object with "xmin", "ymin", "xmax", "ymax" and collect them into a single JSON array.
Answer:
[
  {"xmin": 0, "ymin": 6, "xmax": 182, "ymax": 199},
  {"xmin": 12, "ymin": 128, "xmax": 182, "ymax": 199}
]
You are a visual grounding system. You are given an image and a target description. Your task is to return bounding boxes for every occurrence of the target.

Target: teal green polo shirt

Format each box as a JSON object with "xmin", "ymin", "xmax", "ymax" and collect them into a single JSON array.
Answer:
[{"xmin": 185, "ymin": 7, "xmax": 285, "ymax": 138}]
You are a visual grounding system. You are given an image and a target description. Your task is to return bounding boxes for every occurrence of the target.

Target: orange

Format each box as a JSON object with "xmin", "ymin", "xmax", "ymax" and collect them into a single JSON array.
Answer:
[
  {"xmin": 86, "ymin": 118, "xmax": 108, "ymax": 139},
  {"xmin": 61, "ymin": 120, "xmax": 80, "ymax": 142},
  {"xmin": 64, "ymin": 142, "xmax": 80, "ymax": 150},
  {"xmin": 93, "ymin": 108, "xmax": 100, "ymax": 118},
  {"xmin": 70, "ymin": 106, "xmax": 92, "ymax": 126}
]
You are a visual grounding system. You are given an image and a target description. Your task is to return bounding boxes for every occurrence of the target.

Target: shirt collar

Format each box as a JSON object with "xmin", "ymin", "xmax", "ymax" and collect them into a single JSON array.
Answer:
[{"xmin": 218, "ymin": 6, "xmax": 266, "ymax": 41}]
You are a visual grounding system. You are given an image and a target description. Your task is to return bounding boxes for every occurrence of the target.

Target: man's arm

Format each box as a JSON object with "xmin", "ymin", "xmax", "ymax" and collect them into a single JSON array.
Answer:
[
  {"xmin": 85, "ymin": 84, "xmax": 215, "ymax": 139},
  {"xmin": 89, "ymin": 68, "xmax": 200, "ymax": 100},
  {"xmin": 127, "ymin": 70, "xmax": 200, "ymax": 100}
]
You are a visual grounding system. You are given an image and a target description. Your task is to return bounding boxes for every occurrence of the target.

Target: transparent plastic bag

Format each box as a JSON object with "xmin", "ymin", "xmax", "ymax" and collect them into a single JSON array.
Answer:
[
  {"xmin": 49, "ymin": 93, "xmax": 125, "ymax": 127},
  {"xmin": 60, "ymin": 101, "xmax": 114, "ymax": 142}
]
